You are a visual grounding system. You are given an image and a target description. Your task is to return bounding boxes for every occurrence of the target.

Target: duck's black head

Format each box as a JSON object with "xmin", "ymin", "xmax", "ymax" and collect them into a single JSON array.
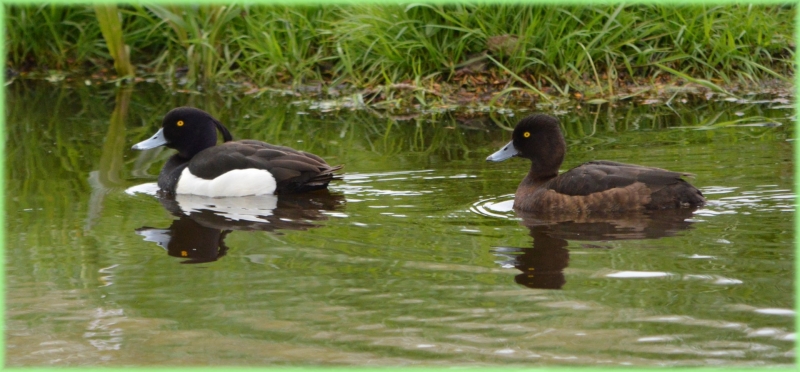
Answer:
[
  {"xmin": 486, "ymin": 114, "xmax": 566, "ymax": 179},
  {"xmin": 132, "ymin": 107, "xmax": 233, "ymax": 159}
]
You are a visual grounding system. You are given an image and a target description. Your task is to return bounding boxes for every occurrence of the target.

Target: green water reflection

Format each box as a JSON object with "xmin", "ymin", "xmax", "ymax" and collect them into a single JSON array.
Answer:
[{"xmin": 5, "ymin": 81, "xmax": 794, "ymax": 366}]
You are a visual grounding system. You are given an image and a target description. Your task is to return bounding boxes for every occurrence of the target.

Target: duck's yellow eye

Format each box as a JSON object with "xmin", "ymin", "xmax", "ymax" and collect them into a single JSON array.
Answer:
[
  {"xmin": 523, "ymin": 131, "xmax": 531, "ymax": 138},
  {"xmin": 177, "ymin": 120, "xmax": 184, "ymax": 127}
]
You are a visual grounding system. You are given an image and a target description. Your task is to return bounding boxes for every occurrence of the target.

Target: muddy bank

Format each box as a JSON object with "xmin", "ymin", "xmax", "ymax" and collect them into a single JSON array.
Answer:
[{"xmin": 7, "ymin": 67, "xmax": 793, "ymax": 114}]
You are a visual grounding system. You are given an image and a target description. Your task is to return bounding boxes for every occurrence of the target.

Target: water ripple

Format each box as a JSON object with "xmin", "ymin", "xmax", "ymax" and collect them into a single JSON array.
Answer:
[
  {"xmin": 605, "ymin": 271, "xmax": 675, "ymax": 279},
  {"xmin": 337, "ymin": 170, "xmax": 438, "ymax": 197},
  {"xmin": 470, "ymin": 195, "xmax": 516, "ymax": 219},
  {"xmin": 696, "ymin": 185, "xmax": 794, "ymax": 215}
]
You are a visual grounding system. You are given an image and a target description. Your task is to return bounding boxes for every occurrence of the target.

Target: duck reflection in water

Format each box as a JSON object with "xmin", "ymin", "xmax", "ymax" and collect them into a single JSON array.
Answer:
[
  {"xmin": 136, "ymin": 190, "xmax": 345, "ymax": 264},
  {"xmin": 492, "ymin": 208, "xmax": 697, "ymax": 290}
]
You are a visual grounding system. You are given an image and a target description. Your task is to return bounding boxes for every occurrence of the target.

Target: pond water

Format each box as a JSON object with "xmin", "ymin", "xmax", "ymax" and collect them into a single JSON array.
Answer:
[{"xmin": 5, "ymin": 81, "xmax": 795, "ymax": 367}]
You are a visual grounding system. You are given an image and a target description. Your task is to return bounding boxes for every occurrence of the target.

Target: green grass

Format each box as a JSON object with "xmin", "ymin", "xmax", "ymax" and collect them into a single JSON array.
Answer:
[
  {"xmin": 5, "ymin": 3, "xmax": 794, "ymax": 99},
  {"xmin": 94, "ymin": 4, "xmax": 134, "ymax": 78}
]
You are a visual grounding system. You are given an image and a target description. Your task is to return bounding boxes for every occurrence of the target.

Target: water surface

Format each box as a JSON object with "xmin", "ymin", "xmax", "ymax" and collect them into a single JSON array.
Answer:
[{"xmin": 5, "ymin": 81, "xmax": 794, "ymax": 366}]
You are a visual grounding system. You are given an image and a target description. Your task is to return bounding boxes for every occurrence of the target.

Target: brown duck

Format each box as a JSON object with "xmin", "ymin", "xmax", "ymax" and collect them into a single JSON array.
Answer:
[{"xmin": 486, "ymin": 114, "xmax": 706, "ymax": 214}]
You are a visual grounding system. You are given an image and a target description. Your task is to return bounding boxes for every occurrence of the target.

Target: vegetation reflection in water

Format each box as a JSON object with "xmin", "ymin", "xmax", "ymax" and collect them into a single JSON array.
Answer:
[{"xmin": 4, "ymin": 81, "xmax": 794, "ymax": 366}]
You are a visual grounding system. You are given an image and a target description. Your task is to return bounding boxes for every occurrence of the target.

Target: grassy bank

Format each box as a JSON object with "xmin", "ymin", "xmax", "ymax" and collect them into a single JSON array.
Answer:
[{"xmin": 5, "ymin": 3, "xmax": 795, "ymax": 103}]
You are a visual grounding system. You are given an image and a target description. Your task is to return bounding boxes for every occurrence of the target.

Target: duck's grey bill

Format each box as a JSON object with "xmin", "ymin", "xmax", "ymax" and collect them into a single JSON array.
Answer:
[
  {"xmin": 132, "ymin": 128, "xmax": 168, "ymax": 150},
  {"xmin": 486, "ymin": 140, "xmax": 518, "ymax": 162}
]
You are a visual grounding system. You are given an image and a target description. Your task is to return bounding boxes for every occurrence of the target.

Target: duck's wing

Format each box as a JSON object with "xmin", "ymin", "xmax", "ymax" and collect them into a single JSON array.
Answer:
[
  {"xmin": 188, "ymin": 141, "xmax": 342, "ymax": 193},
  {"xmin": 546, "ymin": 161, "xmax": 694, "ymax": 197}
]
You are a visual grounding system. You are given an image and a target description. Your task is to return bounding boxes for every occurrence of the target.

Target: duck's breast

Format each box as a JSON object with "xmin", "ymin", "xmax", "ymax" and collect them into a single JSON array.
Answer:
[{"xmin": 175, "ymin": 167, "xmax": 277, "ymax": 197}]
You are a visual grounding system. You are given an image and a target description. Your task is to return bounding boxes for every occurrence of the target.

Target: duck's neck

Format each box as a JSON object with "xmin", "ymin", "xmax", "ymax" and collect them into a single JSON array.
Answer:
[
  {"xmin": 519, "ymin": 167, "xmax": 558, "ymax": 190},
  {"xmin": 522, "ymin": 151, "xmax": 564, "ymax": 186},
  {"xmin": 158, "ymin": 155, "xmax": 190, "ymax": 192},
  {"xmin": 518, "ymin": 124, "xmax": 564, "ymax": 189},
  {"xmin": 177, "ymin": 138, "xmax": 217, "ymax": 159}
]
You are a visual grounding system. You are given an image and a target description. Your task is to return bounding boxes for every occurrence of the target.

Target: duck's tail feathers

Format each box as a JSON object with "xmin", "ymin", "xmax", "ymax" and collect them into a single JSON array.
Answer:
[{"xmin": 293, "ymin": 165, "xmax": 344, "ymax": 193}]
